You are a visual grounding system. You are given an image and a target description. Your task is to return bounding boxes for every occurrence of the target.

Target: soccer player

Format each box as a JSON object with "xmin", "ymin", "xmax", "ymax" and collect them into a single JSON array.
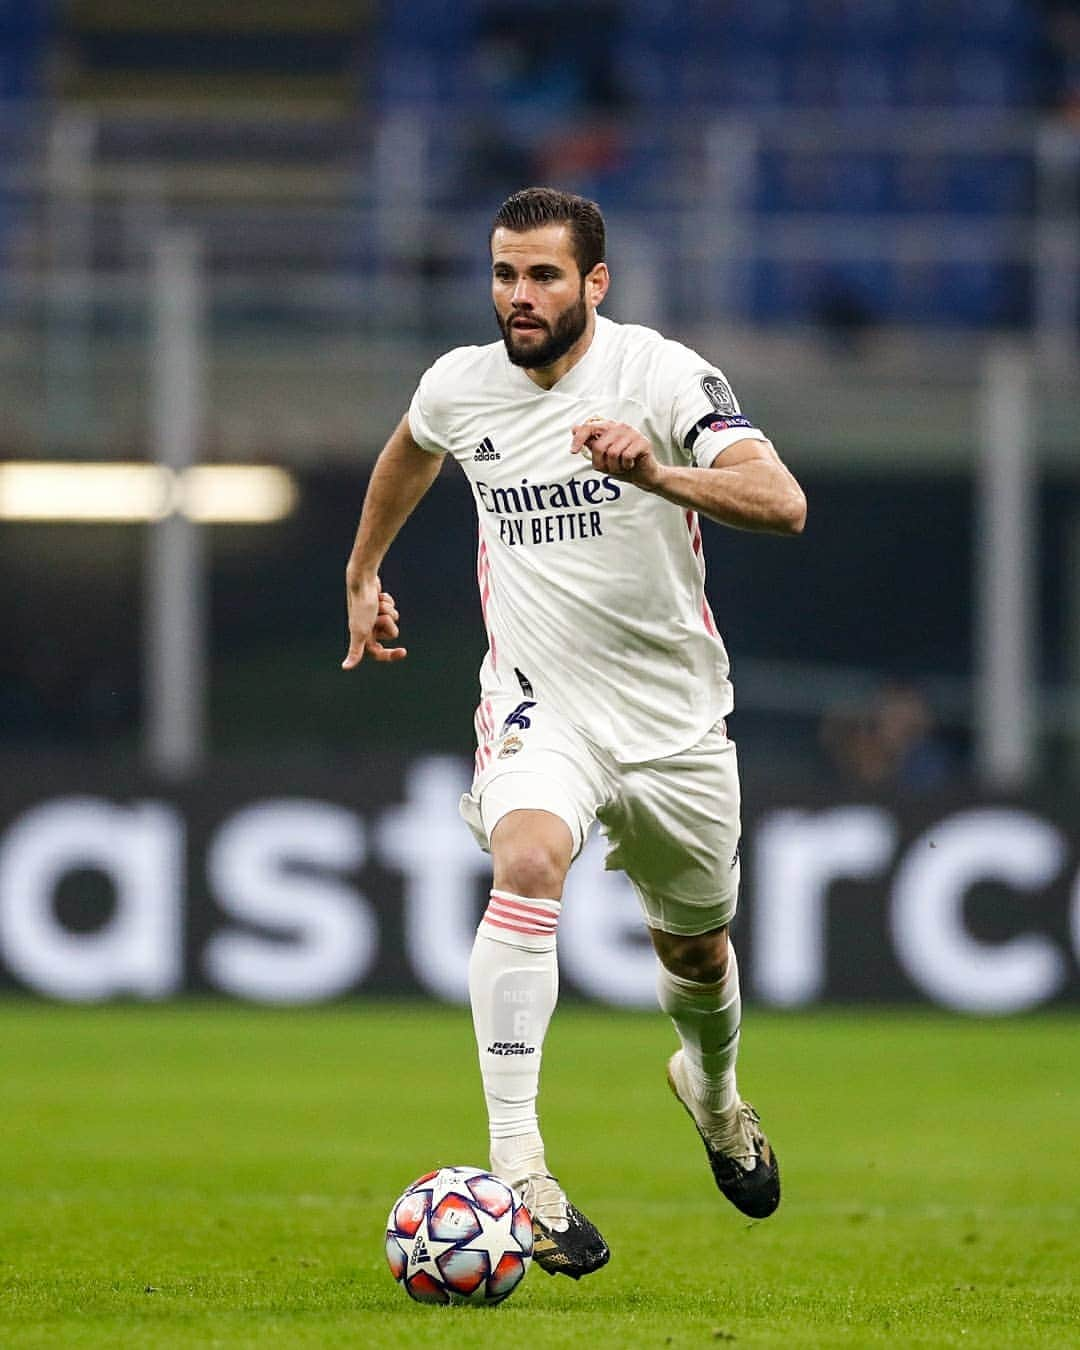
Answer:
[{"xmin": 343, "ymin": 188, "xmax": 806, "ymax": 1279}]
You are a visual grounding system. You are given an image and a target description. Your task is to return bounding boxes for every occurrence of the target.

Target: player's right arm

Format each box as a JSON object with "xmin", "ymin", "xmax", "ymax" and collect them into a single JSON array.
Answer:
[{"xmin": 342, "ymin": 414, "xmax": 445, "ymax": 669}]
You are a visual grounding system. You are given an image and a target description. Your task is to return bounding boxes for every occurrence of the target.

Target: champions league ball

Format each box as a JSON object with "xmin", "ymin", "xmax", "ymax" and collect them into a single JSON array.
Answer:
[{"xmin": 385, "ymin": 1166, "xmax": 534, "ymax": 1305}]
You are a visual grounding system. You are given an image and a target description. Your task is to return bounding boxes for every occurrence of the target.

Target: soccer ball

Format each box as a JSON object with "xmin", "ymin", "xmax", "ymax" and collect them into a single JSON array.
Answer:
[{"xmin": 385, "ymin": 1165, "xmax": 533, "ymax": 1305}]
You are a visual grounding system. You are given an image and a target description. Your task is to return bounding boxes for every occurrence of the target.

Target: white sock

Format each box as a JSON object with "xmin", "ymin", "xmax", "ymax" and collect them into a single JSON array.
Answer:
[
  {"xmin": 657, "ymin": 945, "xmax": 741, "ymax": 1116},
  {"xmin": 468, "ymin": 889, "xmax": 560, "ymax": 1180}
]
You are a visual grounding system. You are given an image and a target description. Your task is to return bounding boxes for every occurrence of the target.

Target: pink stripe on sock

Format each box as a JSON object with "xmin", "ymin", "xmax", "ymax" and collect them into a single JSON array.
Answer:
[
  {"xmin": 490, "ymin": 889, "xmax": 559, "ymax": 913},
  {"xmin": 487, "ymin": 895, "xmax": 559, "ymax": 929},
  {"xmin": 487, "ymin": 908, "xmax": 558, "ymax": 934},
  {"xmin": 482, "ymin": 914, "xmax": 556, "ymax": 937}
]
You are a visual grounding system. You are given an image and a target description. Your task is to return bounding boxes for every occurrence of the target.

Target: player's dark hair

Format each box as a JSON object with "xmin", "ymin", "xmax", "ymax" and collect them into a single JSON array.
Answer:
[{"xmin": 490, "ymin": 187, "xmax": 606, "ymax": 278}]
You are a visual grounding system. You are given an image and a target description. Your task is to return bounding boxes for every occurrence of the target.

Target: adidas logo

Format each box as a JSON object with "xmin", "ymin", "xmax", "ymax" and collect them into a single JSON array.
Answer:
[
  {"xmin": 410, "ymin": 1235, "xmax": 429, "ymax": 1267},
  {"xmin": 473, "ymin": 436, "xmax": 500, "ymax": 462}
]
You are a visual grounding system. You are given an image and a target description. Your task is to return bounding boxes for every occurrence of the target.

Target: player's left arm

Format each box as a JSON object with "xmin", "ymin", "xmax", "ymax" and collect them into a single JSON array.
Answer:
[{"xmin": 570, "ymin": 421, "xmax": 806, "ymax": 534}]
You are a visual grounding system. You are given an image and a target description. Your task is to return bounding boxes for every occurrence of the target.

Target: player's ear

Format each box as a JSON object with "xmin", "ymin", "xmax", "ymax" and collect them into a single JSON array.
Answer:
[{"xmin": 585, "ymin": 261, "xmax": 609, "ymax": 308}]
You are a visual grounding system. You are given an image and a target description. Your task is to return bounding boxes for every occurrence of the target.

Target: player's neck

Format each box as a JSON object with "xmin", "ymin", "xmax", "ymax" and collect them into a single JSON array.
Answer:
[{"xmin": 523, "ymin": 312, "xmax": 598, "ymax": 391}]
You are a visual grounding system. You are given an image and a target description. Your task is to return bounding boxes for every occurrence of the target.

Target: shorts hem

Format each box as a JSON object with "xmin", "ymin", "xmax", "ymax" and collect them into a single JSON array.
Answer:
[
  {"xmin": 628, "ymin": 886, "xmax": 739, "ymax": 936},
  {"xmin": 460, "ymin": 771, "xmax": 588, "ymax": 858}
]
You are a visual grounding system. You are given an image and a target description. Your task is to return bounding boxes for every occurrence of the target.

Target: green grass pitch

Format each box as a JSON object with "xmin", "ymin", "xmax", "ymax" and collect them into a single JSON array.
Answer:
[{"xmin": 1, "ymin": 1001, "xmax": 1078, "ymax": 1348}]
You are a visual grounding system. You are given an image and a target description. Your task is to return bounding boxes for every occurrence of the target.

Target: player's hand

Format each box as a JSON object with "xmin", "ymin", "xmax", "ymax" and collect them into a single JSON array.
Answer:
[
  {"xmin": 570, "ymin": 420, "xmax": 663, "ymax": 489},
  {"xmin": 342, "ymin": 573, "xmax": 406, "ymax": 668}
]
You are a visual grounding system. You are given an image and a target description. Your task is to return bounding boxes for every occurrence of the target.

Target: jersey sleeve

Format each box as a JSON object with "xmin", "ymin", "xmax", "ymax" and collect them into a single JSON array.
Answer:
[
  {"xmin": 406, "ymin": 362, "xmax": 452, "ymax": 456},
  {"xmin": 657, "ymin": 341, "xmax": 767, "ymax": 468}
]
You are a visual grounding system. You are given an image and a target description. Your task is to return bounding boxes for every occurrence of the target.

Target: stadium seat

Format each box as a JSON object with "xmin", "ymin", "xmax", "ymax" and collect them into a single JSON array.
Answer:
[
  {"xmin": 751, "ymin": 258, "xmax": 825, "ymax": 321},
  {"xmin": 947, "ymin": 155, "xmax": 1033, "ymax": 215},
  {"xmin": 893, "ymin": 153, "xmax": 953, "ymax": 213},
  {"xmin": 939, "ymin": 260, "xmax": 1026, "ymax": 325},
  {"xmin": 365, "ymin": 0, "xmax": 1044, "ymax": 330}
]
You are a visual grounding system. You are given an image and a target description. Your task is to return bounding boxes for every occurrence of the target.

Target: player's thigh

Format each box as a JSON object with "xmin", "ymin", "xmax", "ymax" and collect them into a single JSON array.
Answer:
[
  {"xmin": 602, "ymin": 725, "xmax": 742, "ymax": 936},
  {"xmin": 459, "ymin": 692, "xmax": 611, "ymax": 861}
]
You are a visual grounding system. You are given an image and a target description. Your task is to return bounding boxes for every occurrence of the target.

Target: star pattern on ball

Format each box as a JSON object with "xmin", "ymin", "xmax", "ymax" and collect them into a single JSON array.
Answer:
[
  {"xmin": 457, "ymin": 1186, "xmax": 529, "ymax": 1264},
  {"xmin": 405, "ymin": 1210, "xmax": 459, "ymax": 1284}
]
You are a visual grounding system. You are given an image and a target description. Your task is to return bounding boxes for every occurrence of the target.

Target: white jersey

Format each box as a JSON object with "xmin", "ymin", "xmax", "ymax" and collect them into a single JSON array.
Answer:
[{"xmin": 407, "ymin": 314, "xmax": 766, "ymax": 763}]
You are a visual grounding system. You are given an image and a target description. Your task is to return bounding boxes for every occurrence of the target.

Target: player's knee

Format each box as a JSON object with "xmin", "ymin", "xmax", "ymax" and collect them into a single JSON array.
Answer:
[
  {"xmin": 652, "ymin": 925, "xmax": 730, "ymax": 984},
  {"xmin": 493, "ymin": 841, "xmax": 569, "ymax": 899},
  {"xmin": 490, "ymin": 809, "xmax": 573, "ymax": 899}
]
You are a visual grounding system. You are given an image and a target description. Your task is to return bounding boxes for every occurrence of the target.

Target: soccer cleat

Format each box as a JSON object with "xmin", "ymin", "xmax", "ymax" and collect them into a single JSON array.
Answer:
[
  {"xmin": 667, "ymin": 1050, "xmax": 781, "ymax": 1219},
  {"xmin": 514, "ymin": 1171, "xmax": 610, "ymax": 1280}
]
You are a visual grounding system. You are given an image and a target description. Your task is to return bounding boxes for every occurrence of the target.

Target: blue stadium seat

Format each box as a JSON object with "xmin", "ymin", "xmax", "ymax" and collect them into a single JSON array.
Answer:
[
  {"xmin": 606, "ymin": 43, "xmax": 680, "ymax": 106},
  {"xmin": 804, "ymin": 0, "xmax": 904, "ymax": 39},
  {"xmin": 912, "ymin": 0, "xmax": 1031, "ymax": 38},
  {"xmin": 817, "ymin": 259, "xmax": 897, "ymax": 324},
  {"xmin": 947, "ymin": 155, "xmax": 1032, "ymax": 215},
  {"xmin": 0, "ymin": 3, "xmax": 48, "ymax": 288},
  {"xmin": 892, "ymin": 153, "xmax": 953, "ymax": 213},
  {"xmin": 788, "ymin": 51, "xmax": 839, "ymax": 106},
  {"xmin": 951, "ymin": 51, "xmax": 1017, "ymax": 106},
  {"xmin": 837, "ymin": 51, "xmax": 897, "ymax": 107},
  {"xmin": 0, "ymin": 19, "xmax": 48, "ymax": 100},
  {"xmin": 0, "ymin": 0, "xmax": 50, "ymax": 31},
  {"xmin": 713, "ymin": 0, "xmax": 802, "ymax": 42},
  {"xmin": 889, "ymin": 259, "xmax": 1023, "ymax": 325},
  {"xmin": 619, "ymin": 0, "xmax": 693, "ymax": 54},
  {"xmin": 893, "ymin": 262, "xmax": 942, "ymax": 322},
  {"xmin": 755, "ymin": 151, "xmax": 890, "ymax": 214},
  {"xmin": 379, "ymin": 0, "xmax": 480, "ymax": 44},
  {"xmin": 607, "ymin": 129, "xmax": 682, "ymax": 200},
  {"xmin": 751, "ymin": 258, "xmax": 825, "ymax": 321},
  {"xmin": 0, "ymin": 2, "xmax": 49, "ymax": 144},
  {"xmin": 374, "ymin": 51, "xmax": 469, "ymax": 107},
  {"xmin": 753, "ymin": 151, "xmax": 791, "ymax": 213},
  {"xmin": 686, "ymin": 52, "xmax": 786, "ymax": 108},
  {"xmin": 832, "ymin": 154, "xmax": 892, "ymax": 212},
  {"xmin": 375, "ymin": 0, "xmax": 479, "ymax": 105},
  {"xmin": 901, "ymin": 45, "xmax": 1028, "ymax": 107},
  {"xmin": 938, "ymin": 260, "xmax": 1023, "ymax": 324},
  {"xmin": 781, "ymin": 47, "xmax": 897, "ymax": 107}
]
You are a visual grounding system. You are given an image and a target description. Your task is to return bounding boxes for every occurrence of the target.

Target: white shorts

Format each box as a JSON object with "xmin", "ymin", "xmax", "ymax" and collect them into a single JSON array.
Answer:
[{"xmin": 459, "ymin": 691, "xmax": 741, "ymax": 936}]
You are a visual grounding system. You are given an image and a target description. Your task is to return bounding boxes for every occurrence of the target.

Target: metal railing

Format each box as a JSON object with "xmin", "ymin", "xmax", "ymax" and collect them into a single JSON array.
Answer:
[
  {"xmin": 1, "ymin": 105, "xmax": 1077, "ymax": 330},
  {"xmin": 0, "ymin": 103, "xmax": 1076, "ymax": 457}
]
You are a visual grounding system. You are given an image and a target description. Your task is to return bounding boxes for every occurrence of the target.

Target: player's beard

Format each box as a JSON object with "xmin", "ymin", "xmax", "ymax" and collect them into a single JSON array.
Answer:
[{"xmin": 497, "ymin": 286, "xmax": 588, "ymax": 369}]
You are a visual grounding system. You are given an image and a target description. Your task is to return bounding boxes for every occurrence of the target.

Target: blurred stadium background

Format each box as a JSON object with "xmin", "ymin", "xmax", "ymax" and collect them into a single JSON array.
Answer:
[{"xmin": 1, "ymin": 0, "xmax": 1079, "ymax": 1012}]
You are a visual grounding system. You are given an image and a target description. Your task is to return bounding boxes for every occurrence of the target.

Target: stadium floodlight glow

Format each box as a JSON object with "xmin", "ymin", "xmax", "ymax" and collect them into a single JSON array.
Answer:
[
  {"xmin": 0, "ymin": 462, "xmax": 297, "ymax": 523},
  {"xmin": 178, "ymin": 465, "xmax": 297, "ymax": 523},
  {"xmin": 0, "ymin": 463, "xmax": 173, "ymax": 522}
]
